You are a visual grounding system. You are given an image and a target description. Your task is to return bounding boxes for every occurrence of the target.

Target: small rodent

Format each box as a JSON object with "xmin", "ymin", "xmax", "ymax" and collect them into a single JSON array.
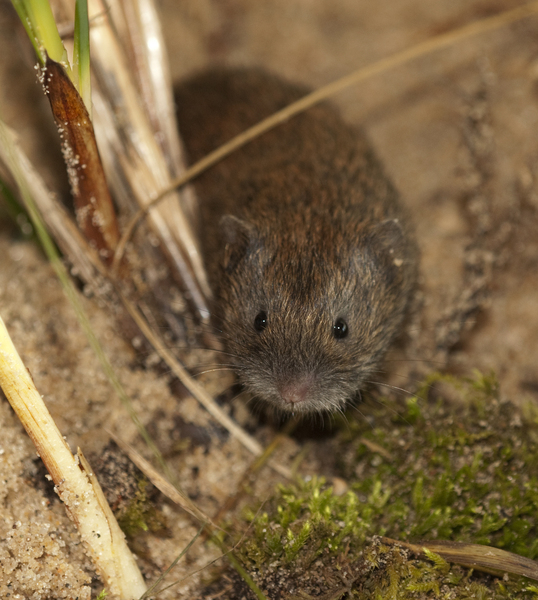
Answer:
[{"xmin": 175, "ymin": 69, "xmax": 418, "ymax": 414}]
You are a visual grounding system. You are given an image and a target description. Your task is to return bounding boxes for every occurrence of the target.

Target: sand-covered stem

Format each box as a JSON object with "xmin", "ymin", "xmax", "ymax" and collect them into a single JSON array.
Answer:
[{"xmin": 0, "ymin": 315, "xmax": 146, "ymax": 600}]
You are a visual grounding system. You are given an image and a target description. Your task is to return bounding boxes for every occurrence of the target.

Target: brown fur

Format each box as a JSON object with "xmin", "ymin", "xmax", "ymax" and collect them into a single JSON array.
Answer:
[{"xmin": 175, "ymin": 68, "xmax": 418, "ymax": 413}]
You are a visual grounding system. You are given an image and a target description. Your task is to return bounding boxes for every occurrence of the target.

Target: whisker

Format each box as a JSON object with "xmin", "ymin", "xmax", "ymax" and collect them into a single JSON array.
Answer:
[
  {"xmin": 212, "ymin": 381, "xmax": 245, "ymax": 403},
  {"xmin": 364, "ymin": 380, "xmax": 415, "ymax": 398},
  {"xmin": 365, "ymin": 367, "xmax": 444, "ymax": 398},
  {"xmin": 189, "ymin": 360, "xmax": 238, "ymax": 368},
  {"xmin": 360, "ymin": 383, "xmax": 422, "ymax": 426},
  {"xmin": 135, "ymin": 344, "xmax": 244, "ymax": 367},
  {"xmin": 360, "ymin": 369, "xmax": 425, "ymax": 392},
  {"xmin": 189, "ymin": 367, "xmax": 237, "ymax": 378},
  {"xmin": 347, "ymin": 402, "xmax": 370, "ymax": 423},
  {"xmin": 381, "ymin": 357, "xmax": 445, "ymax": 366}
]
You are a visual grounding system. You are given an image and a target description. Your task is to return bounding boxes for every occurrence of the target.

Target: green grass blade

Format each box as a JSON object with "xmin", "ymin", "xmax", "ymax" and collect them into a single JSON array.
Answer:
[
  {"xmin": 139, "ymin": 523, "xmax": 207, "ymax": 599},
  {"xmin": 11, "ymin": 0, "xmax": 71, "ymax": 74},
  {"xmin": 0, "ymin": 176, "xmax": 36, "ymax": 240},
  {"xmin": 10, "ymin": 0, "xmax": 42, "ymax": 59},
  {"xmin": 28, "ymin": 0, "xmax": 68, "ymax": 65},
  {"xmin": 73, "ymin": 0, "xmax": 92, "ymax": 117}
]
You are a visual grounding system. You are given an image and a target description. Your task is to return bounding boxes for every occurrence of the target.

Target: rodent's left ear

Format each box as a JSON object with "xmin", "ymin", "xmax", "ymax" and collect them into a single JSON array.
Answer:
[
  {"xmin": 221, "ymin": 215, "xmax": 259, "ymax": 272},
  {"xmin": 371, "ymin": 218, "xmax": 405, "ymax": 252},
  {"xmin": 368, "ymin": 218, "xmax": 410, "ymax": 268}
]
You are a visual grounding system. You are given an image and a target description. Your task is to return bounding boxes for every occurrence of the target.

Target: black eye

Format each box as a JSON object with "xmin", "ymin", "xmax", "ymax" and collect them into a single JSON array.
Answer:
[
  {"xmin": 333, "ymin": 318, "xmax": 348, "ymax": 340},
  {"xmin": 254, "ymin": 311, "xmax": 268, "ymax": 332}
]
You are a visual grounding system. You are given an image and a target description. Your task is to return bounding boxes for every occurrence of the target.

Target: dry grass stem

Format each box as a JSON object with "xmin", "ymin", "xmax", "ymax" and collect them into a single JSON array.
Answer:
[
  {"xmin": 65, "ymin": 0, "xmax": 211, "ymax": 314},
  {"xmin": 110, "ymin": 431, "xmax": 221, "ymax": 530},
  {"xmin": 0, "ymin": 315, "xmax": 147, "ymax": 599},
  {"xmin": 383, "ymin": 538, "xmax": 538, "ymax": 581},
  {"xmin": 115, "ymin": 0, "xmax": 187, "ymax": 177}
]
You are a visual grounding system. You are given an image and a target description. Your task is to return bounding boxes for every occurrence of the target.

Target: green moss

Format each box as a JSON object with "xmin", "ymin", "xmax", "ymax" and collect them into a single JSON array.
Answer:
[
  {"xmin": 235, "ymin": 373, "xmax": 538, "ymax": 599},
  {"xmin": 117, "ymin": 478, "xmax": 166, "ymax": 538},
  {"xmin": 340, "ymin": 373, "xmax": 538, "ymax": 555}
]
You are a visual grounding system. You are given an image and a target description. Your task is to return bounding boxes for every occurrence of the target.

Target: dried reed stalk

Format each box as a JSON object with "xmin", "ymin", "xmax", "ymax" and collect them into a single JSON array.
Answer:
[{"xmin": 0, "ymin": 315, "xmax": 147, "ymax": 600}]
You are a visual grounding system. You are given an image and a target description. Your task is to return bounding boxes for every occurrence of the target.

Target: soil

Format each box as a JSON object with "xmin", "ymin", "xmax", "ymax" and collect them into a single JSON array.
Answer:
[{"xmin": 0, "ymin": 0, "xmax": 537, "ymax": 598}]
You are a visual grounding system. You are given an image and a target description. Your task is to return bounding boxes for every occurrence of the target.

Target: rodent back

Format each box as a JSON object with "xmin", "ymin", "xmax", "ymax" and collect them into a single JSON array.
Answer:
[{"xmin": 175, "ymin": 68, "xmax": 418, "ymax": 413}]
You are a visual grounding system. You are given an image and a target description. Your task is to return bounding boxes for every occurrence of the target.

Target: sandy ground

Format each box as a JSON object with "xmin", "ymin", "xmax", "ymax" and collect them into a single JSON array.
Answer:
[{"xmin": 1, "ymin": 0, "xmax": 538, "ymax": 597}]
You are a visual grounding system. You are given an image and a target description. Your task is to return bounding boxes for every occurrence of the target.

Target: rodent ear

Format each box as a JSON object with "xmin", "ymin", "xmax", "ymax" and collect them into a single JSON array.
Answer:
[
  {"xmin": 368, "ymin": 218, "xmax": 408, "ymax": 266},
  {"xmin": 221, "ymin": 215, "xmax": 259, "ymax": 272},
  {"xmin": 372, "ymin": 218, "xmax": 405, "ymax": 248}
]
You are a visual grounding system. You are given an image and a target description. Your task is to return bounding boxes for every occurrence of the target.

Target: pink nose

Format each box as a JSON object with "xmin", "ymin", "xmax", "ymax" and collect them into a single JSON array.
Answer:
[{"xmin": 278, "ymin": 377, "xmax": 314, "ymax": 404}]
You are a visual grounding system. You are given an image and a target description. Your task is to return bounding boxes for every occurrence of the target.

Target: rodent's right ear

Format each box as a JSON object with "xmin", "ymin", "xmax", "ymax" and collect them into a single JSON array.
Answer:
[{"xmin": 221, "ymin": 215, "xmax": 258, "ymax": 272}]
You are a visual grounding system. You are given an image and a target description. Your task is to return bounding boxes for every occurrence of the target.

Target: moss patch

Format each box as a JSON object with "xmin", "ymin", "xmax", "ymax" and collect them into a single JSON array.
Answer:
[{"xmin": 230, "ymin": 373, "xmax": 538, "ymax": 599}]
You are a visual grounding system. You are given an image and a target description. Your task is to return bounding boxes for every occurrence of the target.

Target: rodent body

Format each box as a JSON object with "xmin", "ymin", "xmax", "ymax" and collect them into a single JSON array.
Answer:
[{"xmin": 175, "ymin": 69, "xmax": 418, "ymax": 413}]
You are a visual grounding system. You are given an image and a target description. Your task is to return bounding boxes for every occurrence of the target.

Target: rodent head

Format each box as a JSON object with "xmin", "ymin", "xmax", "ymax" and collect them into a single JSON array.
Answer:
[{"xmin": 214, "ymin": 212, "xmax": 415, "ymax": 414}]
